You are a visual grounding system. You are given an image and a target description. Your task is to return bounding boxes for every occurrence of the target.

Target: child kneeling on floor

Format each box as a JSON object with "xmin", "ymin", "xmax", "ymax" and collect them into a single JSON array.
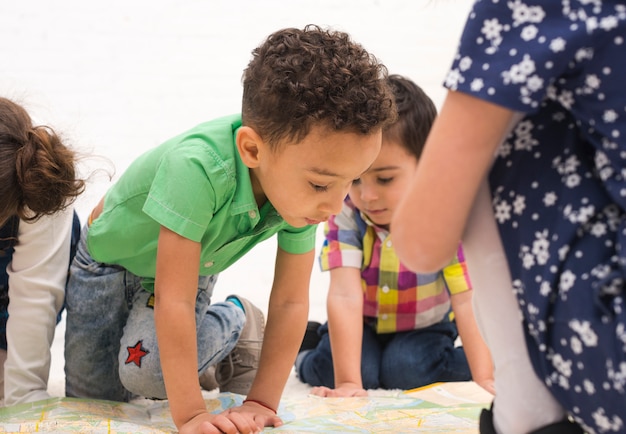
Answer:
[
  {"xmin": 295, "ymin": 75, "xmax": 493, "ymax": 397},
  {"xmin": 64, "ymin": 24, "xmax": 397, "ymax": 433}
]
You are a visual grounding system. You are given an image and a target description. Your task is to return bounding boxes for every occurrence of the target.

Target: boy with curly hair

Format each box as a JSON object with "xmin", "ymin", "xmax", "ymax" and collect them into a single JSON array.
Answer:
[{"xmin": 64, "ymin": 25, "xmax": 396, "ymax": 433}]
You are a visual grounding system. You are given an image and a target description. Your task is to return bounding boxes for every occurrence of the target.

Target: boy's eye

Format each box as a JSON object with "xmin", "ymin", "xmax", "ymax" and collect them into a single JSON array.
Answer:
[
  {"xmin": 310, "ymin": 183, "xmax": 329, "ymax": 192},
  {"xmin": 352, "ymin": 178, "xmax": 362, "ymax": 186},
  {"xmin": 378, "ymin": 177, "xmax": 393, "ymax": 185}
]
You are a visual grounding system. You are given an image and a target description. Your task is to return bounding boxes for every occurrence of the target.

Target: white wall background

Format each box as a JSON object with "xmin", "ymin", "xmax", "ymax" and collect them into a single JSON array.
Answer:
[{"xmin": 1, "ymin": 0, "xmax": 474, "ymax": 395}]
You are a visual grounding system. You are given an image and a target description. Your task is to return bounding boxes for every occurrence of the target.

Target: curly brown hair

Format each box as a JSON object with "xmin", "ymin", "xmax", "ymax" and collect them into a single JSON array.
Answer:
[
  {"xmin": 383, "ymin": 74, "xmax": 437, "ymax": 159},
  {"xmin": 0, "ymin": 97, "xmax": 85, "ymax": 225},
  {"xmin": 242, "ymin": 24, "xmax": 397, "ymax": 147}
]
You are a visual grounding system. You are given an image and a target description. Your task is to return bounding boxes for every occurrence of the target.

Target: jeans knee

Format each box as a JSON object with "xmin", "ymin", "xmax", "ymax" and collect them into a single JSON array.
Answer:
[{"xmin": 118, "ymin": 342, "xmax": 166, "ymax": 399}]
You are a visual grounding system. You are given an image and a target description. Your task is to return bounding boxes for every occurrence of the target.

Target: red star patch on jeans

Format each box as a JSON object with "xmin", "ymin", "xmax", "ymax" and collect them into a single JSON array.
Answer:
[{"xmin": 125, "ymin": 340, "xmax": 150, "ymax": 367}]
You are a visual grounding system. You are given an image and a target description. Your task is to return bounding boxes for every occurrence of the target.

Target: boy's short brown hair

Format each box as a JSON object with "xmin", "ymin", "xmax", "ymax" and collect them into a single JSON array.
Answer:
[
  {"xmin": 383, "ymin": 74, "xmax": 437, "ymax": 159},
  {"xmin": 242, "ymin": 24, "xmax": 397, "ymax": 147}
]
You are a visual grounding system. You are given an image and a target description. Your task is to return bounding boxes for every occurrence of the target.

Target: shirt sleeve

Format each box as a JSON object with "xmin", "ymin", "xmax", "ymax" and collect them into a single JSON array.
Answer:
[
  {"xmin": 5, "ymin": 208, "xmax": 73, "ymax": 405},
  {"xmin": 318, "ymin": 202, "xmax": 363, "ymax": 271},
  {"xmin": 143, "ymin": 142, "xmax": 225, "ymax": 242},
  {"xmin": 277, "ymin": 224, "xmax": 317, "ymax": 254},
  {"xmin": 442, "ymin": 244, "xmax": 473, "ymax": 295}
]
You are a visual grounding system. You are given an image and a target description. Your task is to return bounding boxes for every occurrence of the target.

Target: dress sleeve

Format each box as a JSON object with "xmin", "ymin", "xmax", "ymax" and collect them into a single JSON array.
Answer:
[
  {"xmin": 447, "ymin": 1, "xmax": 590, "ymax": 112},
  {"xmin": 5, "ymin": 207, "xmax": 73, "ymax": 405}
]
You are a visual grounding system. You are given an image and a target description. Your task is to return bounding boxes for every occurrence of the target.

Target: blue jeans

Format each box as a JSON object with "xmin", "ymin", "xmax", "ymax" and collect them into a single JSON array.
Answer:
[
  {"xmin": 296, "ymin": 319, "xmax": 471, "ymax": 390},
  {"xmin": 64, "ymin": 224, "xmax": 245, "ymax": 401}
]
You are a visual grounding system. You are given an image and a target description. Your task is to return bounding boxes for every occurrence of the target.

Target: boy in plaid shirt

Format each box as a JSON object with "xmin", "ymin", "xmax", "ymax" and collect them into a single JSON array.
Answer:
[{"xmin": 296, "ymin": 75, "xmax": 493, "ymax": 395}]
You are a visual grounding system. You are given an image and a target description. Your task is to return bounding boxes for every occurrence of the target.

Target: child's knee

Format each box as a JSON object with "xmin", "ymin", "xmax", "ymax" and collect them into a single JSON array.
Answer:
[{"xmin": 118, "ymin": 339, "xmax": 166, "ymax": 399}]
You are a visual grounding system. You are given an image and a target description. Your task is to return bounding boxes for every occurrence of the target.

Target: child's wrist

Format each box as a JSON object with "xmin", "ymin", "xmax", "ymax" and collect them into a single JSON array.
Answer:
[{"xmin": 243, "ymin": 398, "xmax": 277, "ymax": 414}]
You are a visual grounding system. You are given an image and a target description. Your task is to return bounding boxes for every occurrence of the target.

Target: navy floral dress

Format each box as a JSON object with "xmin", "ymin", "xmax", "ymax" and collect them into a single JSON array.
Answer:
[{"xmin": 447, "ymin": 1, "xmax": 626, "ymax": 432}]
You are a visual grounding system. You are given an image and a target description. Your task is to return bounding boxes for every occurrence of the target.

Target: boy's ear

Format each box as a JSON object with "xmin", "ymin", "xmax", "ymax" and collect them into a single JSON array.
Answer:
[{"xmin": 236, "ymin": 126, "xmax": 264, "ymax": 168}]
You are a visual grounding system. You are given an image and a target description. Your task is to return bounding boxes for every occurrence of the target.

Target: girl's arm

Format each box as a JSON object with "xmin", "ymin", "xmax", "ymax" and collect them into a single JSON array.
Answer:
[
  {"xmin": 312, "ymin": 266, "xmax": 367, "ymax": 397},
  {"xmin": 5, "ymin": 208, "xmax": 73, "ymax": 405},
  {"xmin": 392, "ymin": 90, "xmax": 516, "ymax": 273}
]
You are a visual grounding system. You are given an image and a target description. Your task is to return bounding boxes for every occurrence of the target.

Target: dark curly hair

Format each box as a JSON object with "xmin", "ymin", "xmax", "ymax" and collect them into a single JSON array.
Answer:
[
  {"xmin": 0, "ymin": 97, "xmax": 85, "ymax": 225},
  {"xmin": 383, "ymin": 74, "xmax": 437, "ymax": 159},
  {"xmin": 242, "ymin": 24, "xmax": 397, "ymax": 147}
]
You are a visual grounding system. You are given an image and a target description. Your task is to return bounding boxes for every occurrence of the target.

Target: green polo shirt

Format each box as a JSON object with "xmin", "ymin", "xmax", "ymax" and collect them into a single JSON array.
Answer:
[{"xmin": 87, "ymin": 114, "xmax": 316, "ymax": 291}]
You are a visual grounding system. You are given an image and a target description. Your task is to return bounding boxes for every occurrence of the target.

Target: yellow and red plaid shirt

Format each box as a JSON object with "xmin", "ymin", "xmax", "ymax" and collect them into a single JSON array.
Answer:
[{"xmin": 319, "ymin": 198, "xmax": 472, "ymax": 334}]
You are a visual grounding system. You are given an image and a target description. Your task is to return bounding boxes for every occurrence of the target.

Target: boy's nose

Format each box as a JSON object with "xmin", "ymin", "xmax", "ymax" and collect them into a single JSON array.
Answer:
[
  {"xmin": 359, "ymin": 184, "xmax": 378, "ymax": 202},
  {"xmin": 320, "ymin": 192, "xmax": 348, "ymax": 216}
]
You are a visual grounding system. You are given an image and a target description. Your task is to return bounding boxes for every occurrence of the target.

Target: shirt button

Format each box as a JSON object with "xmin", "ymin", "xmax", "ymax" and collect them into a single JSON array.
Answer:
[
  {"xmin": 204, "ymin": 261, "xmax": 214, "ymax": 268},
  {"xmin": 248, "ymin": 210, "xmax": 257, "ymax": 219},
  {"xmin": 382, "ymin": 285, "xmax": 390, "ymax": 293},
  {"xmin": 381, "ymin": 314, "xmax": 388, "ymax": 320},
  {"xmin": 386, "ymin": 240, "xmax": 392, "ymax": 248}
]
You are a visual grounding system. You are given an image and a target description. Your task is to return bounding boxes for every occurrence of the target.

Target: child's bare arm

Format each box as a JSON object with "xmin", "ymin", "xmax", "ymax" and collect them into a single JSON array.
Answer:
[
  {"xmin": 155, "ymin": 226, "xmax": 259, "ymax": 433},
  {"xmin": 450, "ymin": 290, "xmax": 494, "ymax": 394},
  {"xmin": 311, "ymin": 266, "xmax": 367, "ymax": 397},
  {"xmin": 235, "ymin": 246, "xmax": 314, "ymax": 423}
]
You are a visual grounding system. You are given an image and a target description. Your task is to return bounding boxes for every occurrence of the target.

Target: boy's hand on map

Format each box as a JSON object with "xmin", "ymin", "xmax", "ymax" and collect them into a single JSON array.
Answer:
[
  {"xmin": 228, "ymin": 401, "xmax": 283, "ymax": 429},
  {"xmin": 179, "ymin": 411, "xmax": 261, "ymax": 434},
  {"xmin": 310, "ymin": 384, "xmax": 368, "ymax": 397}
]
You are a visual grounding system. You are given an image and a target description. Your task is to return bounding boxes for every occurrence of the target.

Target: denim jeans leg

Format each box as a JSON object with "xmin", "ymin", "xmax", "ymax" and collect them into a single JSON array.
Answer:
[
  {"xmin": 295, "ymin": 322, "xmax": 335, "ymax": 387},
  {"xmin": 379, "ymin": 320, "xmax": 471, "ymax": 390},
  {"xmin": 64, "ymin": 224, "xmax": 141, "ymax": 402},
  {"xmin": 360, "ymin": 324, "xmax": 383, "ymax": 390},
  {"xmin": 296, "ymin": 322, "xmax": 383, "ymax": 389},
  {"xmin": 118, "ymin": 276, "xmax": 245, "ymax": 399}
]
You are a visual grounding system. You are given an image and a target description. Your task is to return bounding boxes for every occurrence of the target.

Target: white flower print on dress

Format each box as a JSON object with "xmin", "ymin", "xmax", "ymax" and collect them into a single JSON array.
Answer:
[
  {"xmin": 521, "ymin": 245, "xmax": 536, "ymax": 269},
  {"xmin": 458, "ymin": 56, "xmax": 472, "ymax": 71},
  {"xmin": 444, "ymin": 68, "xmax": 463, "ymax": 90},
  {"xmin": 570, "ymin": 335, "xmax": 583, "ymax": 354},
  {"xmin": 513, "ymin": 195, "xmax": 526, "ymax": 214},
  {"xmin": 470, "ymin": 78, "xmax": 485, "ymax": 92},
  {"xmin": 584, "ymin": 379, "xmax": 596, "ymax": 395},
  {"xmin": 521, "ymin": 24, "xmax": 538, "ymax": 41},
  {"xmin": 551, "ymin": 352, "xmax": 572, "ymax": 379},
  {"xmin": 617, "ymin": 323, "xmax": 626, "ymax": 352},
  {"xmin": 569, "ymin": 320, "xmax": 599, "ymax": 347},
  {"xmin": 494, "ymin": 199, "xmax": 512, "ymax": 223},
  {"xmin": 481, "ymin": 17, "xmax": 504, "ymax": 46},
  {"xmin": 525, "ymin": 74, "xmax": 544, "ymax": 92},
  {"xmin": 559, "ymin": 269, "xmax": 577, "ymax": 297},
  {"xmin": 543, "ymin": 191, "xmax": 558, "ymax": 206},
  {"xmin": 509, "ymin": 0, "xmax": 545, "ymax": 26},
  {"xmin": 584, "ymin": 74, "xmax": 601, "ymax": 92},
  {"xmin": 502, "ymin": 54, "xmax": 536, "ymax": 84},
  {"xmin": 603, "ymin": 110, "xmax": 618, "ymax": 123},
  {"xmin": 606, "ymin": 360, "xmax": 626, "ymax": 393},
  {"xmin": 532, "ymin": 230, "xmax": 550, "ymax": 265},
  {"xmin": 549, "ymin": 37, "xmax": 567, "ymax": 52},
  {"xmin": 564, "ymin": 204, "xmax": 595, "ymax": 224},
  {"xmin": 590, "ymin": 221, "xmax": 607, "ymax": 237},
  {"xmin": 592, "ymin": 407, "xmax": 624, "ymax": 432}
]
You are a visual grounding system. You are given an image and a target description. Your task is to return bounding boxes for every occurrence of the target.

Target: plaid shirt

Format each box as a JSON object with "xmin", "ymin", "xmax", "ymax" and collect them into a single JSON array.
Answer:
[{"xmin": 319, "ymin": 198, "xmax": 472, "ymax": 334}]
